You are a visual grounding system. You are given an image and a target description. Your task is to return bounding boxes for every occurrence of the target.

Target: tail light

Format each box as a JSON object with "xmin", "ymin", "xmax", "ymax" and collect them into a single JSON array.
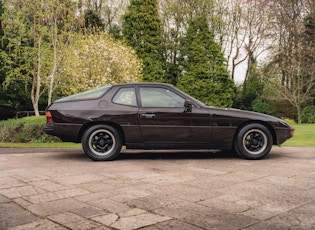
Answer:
[{"xmin": 45, "ymin": 111, "xmax": 53, "ymax": 123}]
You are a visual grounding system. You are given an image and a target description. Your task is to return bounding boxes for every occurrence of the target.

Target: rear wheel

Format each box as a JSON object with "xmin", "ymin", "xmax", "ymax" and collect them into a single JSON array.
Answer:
[
  {"xmin": 82, "ymin": 125, "xmax": 122, "ymax": 161},
  {"xmin": 234, "ymin": 123, "xmax": 272, "ymax": 160}
]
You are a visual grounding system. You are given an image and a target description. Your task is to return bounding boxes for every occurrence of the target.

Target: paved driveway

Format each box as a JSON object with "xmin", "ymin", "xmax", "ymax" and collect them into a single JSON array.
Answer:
[{"xmin": 0, "ymin": 147, "xmax": 314, "ymax": 229}]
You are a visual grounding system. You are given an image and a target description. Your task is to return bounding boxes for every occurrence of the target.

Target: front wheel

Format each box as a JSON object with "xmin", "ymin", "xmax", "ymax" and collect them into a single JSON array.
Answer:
[
  {"xmin": 82, "ymin": 125, "xmax": 122, "ymax": 161},
  {"xmin": 234, "ymin": 124, "xmax": 272, "ymax": 160}
]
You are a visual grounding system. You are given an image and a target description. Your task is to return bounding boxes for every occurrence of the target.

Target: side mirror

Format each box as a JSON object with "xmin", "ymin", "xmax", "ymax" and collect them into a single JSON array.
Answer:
[{"xmin": 184, "ymin": 99, "xmax": 192, "ymax": 113}]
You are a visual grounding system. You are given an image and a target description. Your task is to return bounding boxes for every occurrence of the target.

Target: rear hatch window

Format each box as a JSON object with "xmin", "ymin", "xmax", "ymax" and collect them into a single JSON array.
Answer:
[{"xmin": 55, "ymin": 86, "xmax": 112, "ymax": 102}]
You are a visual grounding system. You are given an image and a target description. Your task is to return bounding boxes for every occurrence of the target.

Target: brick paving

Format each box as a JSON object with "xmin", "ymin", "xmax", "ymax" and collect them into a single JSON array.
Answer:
[{"xmin": 0, "ymin": 147, "xmax": 314, "ymax": 229}]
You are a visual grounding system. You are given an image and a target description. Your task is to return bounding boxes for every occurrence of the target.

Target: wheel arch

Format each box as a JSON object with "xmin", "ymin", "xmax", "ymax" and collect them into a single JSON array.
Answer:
[
  {"xmin": 78, "ymin": 121, "xmax": 125, "ymax": 145},
  {"xmin": 234, "ymin": 120, "xmax": 277, "ymax": 146}
]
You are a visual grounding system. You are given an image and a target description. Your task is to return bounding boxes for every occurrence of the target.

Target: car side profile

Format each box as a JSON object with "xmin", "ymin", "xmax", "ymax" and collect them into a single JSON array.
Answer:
[{"xmin": 44, "ymin": 83, "xmax": 294, "ymax": 161}]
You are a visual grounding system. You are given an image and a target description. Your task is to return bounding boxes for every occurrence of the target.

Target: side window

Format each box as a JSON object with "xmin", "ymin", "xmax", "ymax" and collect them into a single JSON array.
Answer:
[
  {"xmin": 140, "ymin": 87, "xmax": 185, "ymax": 108},
  {"xmin": 113, "ymin": 87, "xmax": 137, "ymax": 106}
]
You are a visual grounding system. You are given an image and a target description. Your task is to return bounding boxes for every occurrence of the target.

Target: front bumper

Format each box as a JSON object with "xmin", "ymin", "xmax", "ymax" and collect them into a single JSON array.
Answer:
[{"xmin": 275, "ymin": 127, "xmax": 294, "ymax": 145}]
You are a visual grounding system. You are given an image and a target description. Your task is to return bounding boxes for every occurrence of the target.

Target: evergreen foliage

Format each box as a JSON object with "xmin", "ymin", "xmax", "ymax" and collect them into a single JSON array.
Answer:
[
  {"xmin": 301, "ymin": 106, "xmax": 315, "ymax": 124},
  {"xmin": 234, "ymin": 63, "xmax": 264, "ymax": 111},
  {"xmin": 177, "ymin": 16, "xmax": 235, "ymax": 107},
  {"xmin": 251, "ymin": 98, "xmax": 275, "ymax": 116},
  {"xmin": 84, "ymin": 9, "xmax": 105, "ymax": 30},
  {"xmin": 122, "ymin": 0, "xmax": 164, "ymax": 82}
]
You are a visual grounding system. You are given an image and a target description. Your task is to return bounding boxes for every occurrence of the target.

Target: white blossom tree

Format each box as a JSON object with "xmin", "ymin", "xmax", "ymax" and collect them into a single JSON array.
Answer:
[{"xmin": 57, "ymin": 32, "xmax": 142, "ymax": 96}]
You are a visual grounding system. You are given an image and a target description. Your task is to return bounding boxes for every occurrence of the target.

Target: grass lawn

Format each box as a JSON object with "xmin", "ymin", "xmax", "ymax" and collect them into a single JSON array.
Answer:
[
  {"xmin": 283, "ymin": 124, "xmax": 315, "ymax": 147},
  {"xmin": 0, "ymin": 142, "xmax": 81, "ymax": 148},
  {"xmin": 0, "ymin": 124, "xmax": 314, "ymax": 148}
]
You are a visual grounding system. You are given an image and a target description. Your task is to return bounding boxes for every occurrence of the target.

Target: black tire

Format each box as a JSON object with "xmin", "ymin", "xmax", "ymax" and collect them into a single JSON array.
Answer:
[
  {"xmin": 234, "ymin": 123, "xmax": 272, "ymax": 160},
  {"xmin": 82, "ymin": 125, "xmax": 122, "ymax": 161}
]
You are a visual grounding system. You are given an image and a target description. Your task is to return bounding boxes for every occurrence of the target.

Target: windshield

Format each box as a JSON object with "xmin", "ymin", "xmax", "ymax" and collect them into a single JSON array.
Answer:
[{"xmin": 55, "ymin": 86, "xmax": 112, "ymax": 102}]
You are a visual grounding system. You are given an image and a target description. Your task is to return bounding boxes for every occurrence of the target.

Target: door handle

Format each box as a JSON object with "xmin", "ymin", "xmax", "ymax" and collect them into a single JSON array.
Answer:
[{"xmin": 140, "ymin": 113, "xmax": 156, "ymax": 119}]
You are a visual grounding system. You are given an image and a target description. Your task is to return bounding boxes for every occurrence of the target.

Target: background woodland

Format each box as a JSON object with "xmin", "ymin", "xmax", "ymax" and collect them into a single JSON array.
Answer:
[{"xmin": 0, "ymin": 0, "xmax": 314, "ymax": 123}]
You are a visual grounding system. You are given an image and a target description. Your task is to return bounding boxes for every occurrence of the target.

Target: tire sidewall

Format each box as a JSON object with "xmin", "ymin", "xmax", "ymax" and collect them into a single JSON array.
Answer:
[
  {"xmin": 235, "ymin": 123, "xmax": 272, "ymax": 160},
  {"xmin": 82, "ymin": 125, "xmax": 122, "ymax": 161}
]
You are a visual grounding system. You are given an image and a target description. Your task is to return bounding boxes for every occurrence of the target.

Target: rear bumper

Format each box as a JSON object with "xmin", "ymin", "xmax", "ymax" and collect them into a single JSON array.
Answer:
[
  {"xmin": 43, "ymin": 122, "xmax": 55, "ymax": 135},
  {"xmin": 44, "ymin": 122, "xmax": 82, "ymax": 143}
]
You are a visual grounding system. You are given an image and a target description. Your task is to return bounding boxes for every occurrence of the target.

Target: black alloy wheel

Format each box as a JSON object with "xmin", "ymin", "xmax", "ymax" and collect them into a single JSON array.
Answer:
[
  {"xmin": 82, "ymin": 125, "xmax": 122, "ymax": 161},
  {"xmin": 234, "ymin": 123, "xmax": 273, "ymax": 160}
]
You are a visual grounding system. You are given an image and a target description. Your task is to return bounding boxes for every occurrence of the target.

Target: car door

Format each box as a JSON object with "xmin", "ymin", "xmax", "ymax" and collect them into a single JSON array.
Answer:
[
  {"xmin": 137, "ymin": 86, "xmax": 211, "ymax": 144},
  {"xmin": 110, "ymin": 86, "xmax": 141, "ymax": 143}
]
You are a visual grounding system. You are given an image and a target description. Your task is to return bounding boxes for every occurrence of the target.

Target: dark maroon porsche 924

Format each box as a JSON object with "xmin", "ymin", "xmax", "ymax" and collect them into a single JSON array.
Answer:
[{"xmin": 44, "ymin": 82, "xmax": 294, "ymax": 161}]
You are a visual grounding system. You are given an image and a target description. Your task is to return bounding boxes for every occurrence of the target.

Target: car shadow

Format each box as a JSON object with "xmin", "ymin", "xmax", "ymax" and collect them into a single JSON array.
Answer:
[
  {"xmin": 46, "ymin": 148, "xmax": 283, "ymax": 161},
  {"xmin": 44, "ymin": 149, "xmax": 89, "ymax": 161},
  {"xmin": 117, "ymin": 149, "xmax": 237, "ymax": 161}
]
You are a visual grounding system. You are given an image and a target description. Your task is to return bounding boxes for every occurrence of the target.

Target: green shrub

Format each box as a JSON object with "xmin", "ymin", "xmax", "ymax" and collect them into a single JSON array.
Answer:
[
  {"xmin": 301, "ymin": 106, "xmax": 315, "ymax": 124},
  {"xmin": 284, "ymin": 118, "xmax": 296, "ymax": 125},
  {"xmin": 251, "ymin": 98, "xmax": 276, "ymax": 116},
  {"xmin": 0, "ymin": 116, "xmax": 61, "ymax": 143}
]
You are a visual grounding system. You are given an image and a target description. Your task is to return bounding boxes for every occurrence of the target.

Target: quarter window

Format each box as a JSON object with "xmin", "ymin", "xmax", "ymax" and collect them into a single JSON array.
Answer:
[
  {"xmin": 56, "ymin": 86, "xmax": 111, "ymax": 102},
  {"xmin": 113, "ymin": 88, "xmax": 137, "ymax": 106},
  {"xmin": 140, "ymin": 87, "xmax": 185, "ymax": 108}
]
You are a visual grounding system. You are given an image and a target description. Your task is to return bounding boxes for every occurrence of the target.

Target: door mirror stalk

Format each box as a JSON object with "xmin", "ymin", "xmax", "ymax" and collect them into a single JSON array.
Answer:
[{"xmin": 184, "ymin": 100, "xmax": 192, "ymax": 112}]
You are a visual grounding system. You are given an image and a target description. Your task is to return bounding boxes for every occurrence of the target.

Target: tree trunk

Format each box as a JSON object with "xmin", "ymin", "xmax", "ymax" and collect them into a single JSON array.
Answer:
[
  {"xmin": 48, "ymin": 18, "xmax": 58, "ymax": 106},
  {"xmin": 296, "ymin": 105, "xmax": 302, "ymax": 124},
  {"xmin": 31, "ymin": 33, "xmax": 42, "ymax": 116}
]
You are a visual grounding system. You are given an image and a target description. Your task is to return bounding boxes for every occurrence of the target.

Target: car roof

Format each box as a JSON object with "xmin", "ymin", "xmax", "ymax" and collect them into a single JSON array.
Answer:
[{"xmin": 113, "ymin": 82, "xmax": 174, "ymax": 88}]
